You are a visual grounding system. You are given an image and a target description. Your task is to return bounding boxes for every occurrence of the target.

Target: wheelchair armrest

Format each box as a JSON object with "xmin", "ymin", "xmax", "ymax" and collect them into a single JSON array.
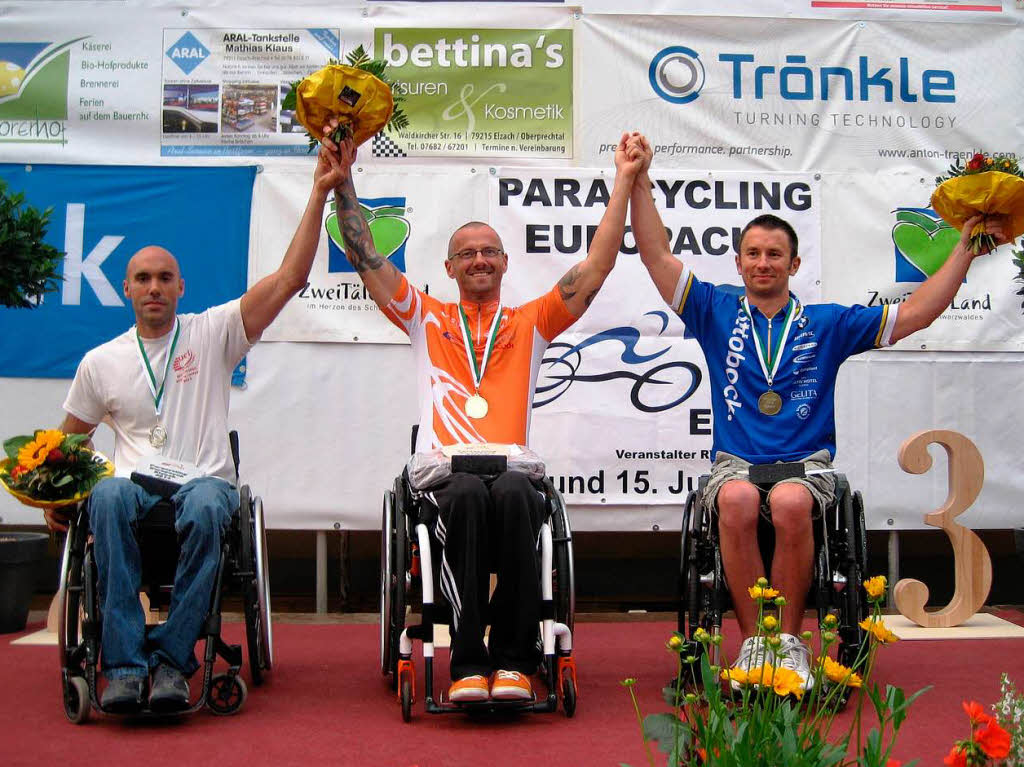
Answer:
[
  {"xmin": 748, "ymin": 462, "xmax": 806, "ymax": 485},
  {"xmin": 450, "ymin": 453, "xmax": 508, "ymax": 476}
]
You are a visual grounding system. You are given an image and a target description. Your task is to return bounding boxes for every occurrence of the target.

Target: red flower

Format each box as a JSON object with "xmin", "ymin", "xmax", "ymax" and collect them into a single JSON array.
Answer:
[
  {"xmin": 10, "ymin": 464, "xmax": 27, "ymax": 479},
  {"xmin": 975, "ymin": 720, "xmax": 1011, "ymax": 760},
  {"xmin": 967, "ymin": 153, "xmax": 985, "ymax": 171},
  {"xmin": 46, "ymin": 448, "xmax": 65, "ymax": 463},
  {"xmin": 886, "ymin": 760, "xmax": 901, "ymax": 767},
  {"xmin": 943, "ymin": 746, "xmax": 968, "ymax": 767},
  {"xmin": 963, "ymin": 700, "xmax": 993, "ymax": 726}
]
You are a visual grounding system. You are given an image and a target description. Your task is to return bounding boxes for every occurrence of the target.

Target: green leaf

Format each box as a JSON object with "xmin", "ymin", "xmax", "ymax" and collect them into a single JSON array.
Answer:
[{"xmin": 3, "ymin": 435, "xmax": 32, "ymax": 461}]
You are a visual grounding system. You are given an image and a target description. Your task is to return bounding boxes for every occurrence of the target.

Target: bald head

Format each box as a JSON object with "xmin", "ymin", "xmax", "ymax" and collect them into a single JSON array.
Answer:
[
  {"xmin": 123, "ymin": 246, "xmax": 184, "ymax": 337},
  {"xmin": 126, "ymin": 246, "xmax": 180, "ymax": 282},
  {"xmin": 447, "ymin": 222, "xmax": 504, "ymax": 260}
]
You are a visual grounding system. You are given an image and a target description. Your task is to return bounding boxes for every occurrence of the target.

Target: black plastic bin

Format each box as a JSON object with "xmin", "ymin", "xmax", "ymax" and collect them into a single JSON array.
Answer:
[{"xmin": 0, "ymin": 532, "xmax": 48, "ymax": 633}]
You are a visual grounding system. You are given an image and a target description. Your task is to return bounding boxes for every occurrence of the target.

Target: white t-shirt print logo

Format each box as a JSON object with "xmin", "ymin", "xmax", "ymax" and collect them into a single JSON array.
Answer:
[{"xmin": 173, "ymin": 349, "xmax": 200, "ymax": 383}]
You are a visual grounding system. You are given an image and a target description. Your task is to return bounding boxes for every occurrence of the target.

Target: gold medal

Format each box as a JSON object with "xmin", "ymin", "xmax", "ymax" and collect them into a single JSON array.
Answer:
[
  {"xmin": 758, "ymin": 391, "xmax": 783, "ymax": 416},
  {"xmin": 465, "ymin": 394, "xmax": 489, "ymax": 420},
  {"xmin": 149, "ymin": 424, "xmax": 168, "ymax": 448}
]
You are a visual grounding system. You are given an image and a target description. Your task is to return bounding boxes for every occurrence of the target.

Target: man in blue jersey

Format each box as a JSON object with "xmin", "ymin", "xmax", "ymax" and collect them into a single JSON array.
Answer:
[{"xmin": 627, "ymin": 134, "xmax": 1010, "ymax": 687}]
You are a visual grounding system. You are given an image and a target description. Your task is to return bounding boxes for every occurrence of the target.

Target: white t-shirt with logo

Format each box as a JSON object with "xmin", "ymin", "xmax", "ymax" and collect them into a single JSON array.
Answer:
[{"xmin": 64, "ymin": 300, "xmax": 254, "ymax": 484}]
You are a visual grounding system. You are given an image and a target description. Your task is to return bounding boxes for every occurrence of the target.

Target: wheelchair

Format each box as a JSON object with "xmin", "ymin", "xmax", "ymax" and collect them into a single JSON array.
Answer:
[
  {"xmin": 678, "ymin": 462, "xmax": 869, "ymax": 673},
  {"xmin": 379, "ymin": 454, "xmax": 578, "ymax": 722},
  {"xmin": 56, "ymin": 432, "xmax": 273, "ymax": 723}
]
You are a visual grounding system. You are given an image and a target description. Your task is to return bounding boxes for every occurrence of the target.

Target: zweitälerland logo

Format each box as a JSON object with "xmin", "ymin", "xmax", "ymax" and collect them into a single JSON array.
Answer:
[
  {"xmin": 0, "ymin": 40, "xmax": 82, "ymax": 126},
  {"xmin": 166, "ymin": 32, "xmax": 210, "ymax": 76},
  {"xmin": 649, "ymin": 46, "xmax": 705, "ymax": 104},
  {"xmin": 324, "ymin": 196, "xmax": 410, "ymax": 274},
  {"xmin": 891, "ymin": 207, "xmax": 961, "ymax": 283}
]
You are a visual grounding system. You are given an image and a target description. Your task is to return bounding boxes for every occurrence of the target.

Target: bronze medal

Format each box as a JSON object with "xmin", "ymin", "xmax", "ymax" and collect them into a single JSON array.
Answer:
[{"xmin": 758, "ymin": 391, "xmax": 783, "ymax": 416}]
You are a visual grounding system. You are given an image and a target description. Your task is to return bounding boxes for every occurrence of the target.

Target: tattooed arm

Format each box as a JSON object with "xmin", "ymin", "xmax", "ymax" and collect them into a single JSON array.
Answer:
[
  {"xmin": 241, "ymin": 141, "xmax": 346, "ymax": 340},
  {"xmin": 325, "ymin": 133, "xmax": 402, "ymax": 310},
  {"xmin": 556, "ymin": 131, "xmax": 642, "ymax": 318}
]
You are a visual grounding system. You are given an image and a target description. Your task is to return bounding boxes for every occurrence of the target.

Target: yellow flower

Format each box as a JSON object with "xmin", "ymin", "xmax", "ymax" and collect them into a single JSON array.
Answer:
[
  {"xmin": 822, "ymin": 614, "xmax": 839, "ymax": 629},
  {"xmin": 819, "ymin": 656, "xmax": 862, "ymax": 688},
  {"xmin": 748, "ymin": 585, "xmax": 780, "ymax": 601},
  {"xmin": 721, "ymin": 667, "xmax": 749, "ymax": 686},
  {"xmin": 667, "ymin": 635, "xmax": 683, "ymax": 651},
  {"xmin": 863, "ymin": 575, "xmax": 888, "ymax": 601},
  {"xmin": 746, "ymin": 664, "xmax": 805, "ymax": 699},
  {"xmin": 859, "ymin": 618, "xmax": 899, "ymax": 644},
  {"xmin": 17, "ymin": 429, "xmax": 64, "ymax": 471},
  {"xmin": 761, "ymin": 615, "xmax": 778, "ymax": 632},
  {"xmin": 694, "ymin": 627, "xmax": 711, "ymax": 644}
]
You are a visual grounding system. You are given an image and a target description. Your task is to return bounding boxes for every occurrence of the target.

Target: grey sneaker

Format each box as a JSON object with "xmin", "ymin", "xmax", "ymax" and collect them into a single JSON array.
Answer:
[
  {"xmin": 149, "ymin": 663, "xmax": 190, "ymax": 713},
  {"xmin": 773, "ymin": 633, "xmax": 814, "ymax": 691},
  {"xmin": 101, "ymin": 674, "xmax": 146, "ymax": 714},
  {"xmin": 730, "ymin": 636, "xmax": 768, "ymax": 691}
]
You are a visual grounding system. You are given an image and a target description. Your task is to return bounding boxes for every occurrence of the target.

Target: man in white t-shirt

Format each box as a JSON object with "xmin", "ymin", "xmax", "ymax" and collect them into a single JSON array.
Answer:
[{"xmin": 43, "ymin": 141, "xmax": 345, "ymax": 714}]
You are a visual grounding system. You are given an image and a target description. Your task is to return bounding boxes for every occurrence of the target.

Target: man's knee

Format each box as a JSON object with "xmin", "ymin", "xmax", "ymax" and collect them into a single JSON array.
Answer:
[
  {"xmin": 716, "ymin": 481, "xmax": 759, "ymax": 535},
  {"xmin": 88, "ymin": 477, "xmax": 143, "ymax": 530},
  {"xmin": 174, "ymin": 478, "xmax": 235, "ymax": 538},
  {"xmin": 490, "ymin": 471, "xmax": 537, "ymax": 504},
  {"xmin": 446, "ymin": 472, "xmax": 490, "ymax": 508},
  {"xmin": 768, "ymin": 483, "xmax": 813, "ymax": 538}
]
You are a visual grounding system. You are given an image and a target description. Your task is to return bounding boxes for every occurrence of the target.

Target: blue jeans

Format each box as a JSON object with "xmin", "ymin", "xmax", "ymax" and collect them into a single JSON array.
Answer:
[{"xmin": 87, "ymin": 476, "xmax": 237, "ymax": 680}]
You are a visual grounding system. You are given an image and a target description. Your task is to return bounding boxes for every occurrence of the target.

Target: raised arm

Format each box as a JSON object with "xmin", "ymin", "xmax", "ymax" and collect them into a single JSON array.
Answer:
[
  {"xmin": 555, "ymin": 132, "xmax": 642, "ymax": 317},
  {"xmin": 629, "ymin": 134, "xmax": 683, "ymax": 305},
  {"xmin": 891, "ymin": 213, "xmax": 1010, "ymax": 343},
  {"xmin": 240, "ymin": 140, "xmax": 345, "ymax": 341},
  {"xmin": 322, "ymin": 127, "xmax": 402, "ymax": 310}
]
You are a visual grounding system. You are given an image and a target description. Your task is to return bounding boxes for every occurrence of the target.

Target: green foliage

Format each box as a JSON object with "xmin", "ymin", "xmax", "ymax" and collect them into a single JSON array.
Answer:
[
  {"xmin": 1, "ymin": 430, "xmax": 108, "ymax": 503},
  {"xmin": 0, "ymin": 178, "xmax": 64, "ymax": 309}
]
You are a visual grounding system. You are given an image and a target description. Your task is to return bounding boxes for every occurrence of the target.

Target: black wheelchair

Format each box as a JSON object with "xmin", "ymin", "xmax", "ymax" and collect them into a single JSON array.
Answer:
[
  {"xmin": 379, "ymin": 454, "xmax": 578, "ymax": 722},
  {"xmin": 56, "ymin": 432, "xmax": 273, "ymax": 723},
  {"xmin": 678, "ymin": 462, "xmax": 869, "ymax": 671}
]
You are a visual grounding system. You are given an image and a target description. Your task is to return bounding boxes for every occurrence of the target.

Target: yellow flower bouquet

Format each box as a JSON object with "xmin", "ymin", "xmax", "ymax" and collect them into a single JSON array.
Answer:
[
  {"xmin": 281, "ymin": 45, "xmax": 409, "ymax": 152},
  {"xmin": 0, "ymin": 430, "xmax": 112, "ymax": 510},
  {"xmin": 622, "ymin": 576, "xmax": 928, "ymax": 767},
  {"xmin": 931, "ymin": 152, "xmax": 1024, "ymax": 255}
]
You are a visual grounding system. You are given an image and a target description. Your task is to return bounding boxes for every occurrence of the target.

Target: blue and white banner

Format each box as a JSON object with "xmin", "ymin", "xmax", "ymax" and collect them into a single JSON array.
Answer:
[{"xmin": 0, "ymin": 163, "xmax": 256, "ymax": 378}]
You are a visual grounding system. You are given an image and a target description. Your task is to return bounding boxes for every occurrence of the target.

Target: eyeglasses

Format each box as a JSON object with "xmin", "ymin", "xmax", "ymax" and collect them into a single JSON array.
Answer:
[{"xmin": 449, "ymin": 247, "xmax": 504, "ymax": 262}]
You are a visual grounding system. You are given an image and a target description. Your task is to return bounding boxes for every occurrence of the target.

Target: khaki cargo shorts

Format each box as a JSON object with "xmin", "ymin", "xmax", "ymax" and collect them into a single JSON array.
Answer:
[{"xmin": 702, "ymin": 449, "xmax": 837, "ymax": 518}]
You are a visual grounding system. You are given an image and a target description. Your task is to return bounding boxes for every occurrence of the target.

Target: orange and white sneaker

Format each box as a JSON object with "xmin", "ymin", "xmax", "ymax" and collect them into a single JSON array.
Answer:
[
  {"xmin": 490, "ymin": 670, "xmax": 533, "ymax": 701},
  {"xmin": 448, "ymin": 675, "xmax": 489, "ymax": 703}
]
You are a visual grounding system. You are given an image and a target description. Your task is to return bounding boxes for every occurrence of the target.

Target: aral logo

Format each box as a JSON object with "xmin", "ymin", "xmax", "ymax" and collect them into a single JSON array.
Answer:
[
  {"xmin": 892, "ymin": 207, "xmax": 960, "ymax": 283},
  {"xmin": 324, "ymin": 196, "xmax": 410, "ymax": 274},
  {"xmin": 0, "ymin": 39, "xmax": 79, "ymax": 143},
  {"xmin": 166, "ymin": 32, "xmax": 209, "ymax": 76}
]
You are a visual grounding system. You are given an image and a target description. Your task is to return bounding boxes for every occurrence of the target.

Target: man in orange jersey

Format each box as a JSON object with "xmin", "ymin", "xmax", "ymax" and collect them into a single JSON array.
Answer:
[{"xmin": 324, "ymin": 122, "xmax": 642, "ymax": 703}]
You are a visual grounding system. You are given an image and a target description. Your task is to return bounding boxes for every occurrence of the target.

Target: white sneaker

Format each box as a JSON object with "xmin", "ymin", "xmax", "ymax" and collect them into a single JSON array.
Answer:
[
  {"xmin": 773, "ymin": 633, "xmax": 813, "ymax": 691},
  {"xmin": 729, "ymin": 636, "xmax": 768, "ymax": 691}
]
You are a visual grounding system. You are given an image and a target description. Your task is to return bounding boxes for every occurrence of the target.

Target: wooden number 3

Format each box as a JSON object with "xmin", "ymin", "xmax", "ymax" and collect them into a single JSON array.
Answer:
[{"xmin": 893, "ymin": 430, "xmax": 993, "ymax": 628}]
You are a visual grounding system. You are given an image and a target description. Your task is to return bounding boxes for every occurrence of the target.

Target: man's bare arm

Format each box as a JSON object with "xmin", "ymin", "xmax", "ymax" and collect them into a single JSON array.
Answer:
[
  {"xmin": 323, "ymin": 133, "xmax": 402, "ymax": 310},
  {"xmin": 556, "ymin": 132, "xmax": 642, "ymax": 317},
  {"xmin": 629, "ymin": 135, "xmax": 684, "ymax": 305}
]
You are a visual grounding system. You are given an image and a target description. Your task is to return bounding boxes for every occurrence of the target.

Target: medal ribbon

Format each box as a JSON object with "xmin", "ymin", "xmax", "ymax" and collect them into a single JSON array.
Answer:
[
  {"xmin": 134, "ymin": 319, "xmax": 180, "ymax": 417},
  {"xmin": 457, "ymin": 304, "xmax": 502, "ymax": 394},
  {"xmin": 741, "ymin": 297, "xmax": 798, "ymax": 388}
]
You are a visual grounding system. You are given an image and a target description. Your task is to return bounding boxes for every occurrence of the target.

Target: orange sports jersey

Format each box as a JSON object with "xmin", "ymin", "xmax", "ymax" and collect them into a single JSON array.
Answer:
[{"xmin": 383, "ymin": 275, "xmax": 577, "ymax": 451}]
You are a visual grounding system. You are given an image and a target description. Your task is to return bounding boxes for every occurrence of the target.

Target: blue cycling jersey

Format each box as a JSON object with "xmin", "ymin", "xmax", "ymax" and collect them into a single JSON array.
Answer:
[{"xmin": 672, "ymin": 268, "xmax": 898, "ymax": 463}]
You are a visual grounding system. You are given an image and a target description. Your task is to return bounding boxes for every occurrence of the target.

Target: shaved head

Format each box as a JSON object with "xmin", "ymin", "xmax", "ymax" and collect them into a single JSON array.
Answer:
[
  {"xmin": 126, "ymin": 246, "xmax": 180, "ymax": 281},
  {"xmin": 447, "ymin": 222, "xmax": 504, "ymax": 259}
]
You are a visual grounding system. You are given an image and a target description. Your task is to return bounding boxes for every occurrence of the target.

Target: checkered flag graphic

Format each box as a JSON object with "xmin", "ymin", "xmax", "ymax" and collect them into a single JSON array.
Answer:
[{"xmin": 372, "ymin": 132, "xmax": 407, "ymax": 158}]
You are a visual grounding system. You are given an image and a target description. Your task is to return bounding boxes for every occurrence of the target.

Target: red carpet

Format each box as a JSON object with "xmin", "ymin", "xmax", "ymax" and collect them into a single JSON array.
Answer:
[{"xmin": 2, "ymin": 613, "xmax": 1022, "ymax": 767}]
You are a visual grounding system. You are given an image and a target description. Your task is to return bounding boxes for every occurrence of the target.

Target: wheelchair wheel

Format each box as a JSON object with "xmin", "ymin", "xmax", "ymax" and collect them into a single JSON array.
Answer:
[
  {"xmin": 63, "ymin": 675, "xmax": 91, "ymax": 724},
  {"xmin": 678, "ymin": 489, "xmax": 699, "ymax": 637},
  {"xmin": 561, "ymin": 672, "xmax": 578, "ymax": 718},
  {"xmin": 838, "ymin": 489, "xmax": 867, "ymax": 668},
  {"xmin": 208, "ymin": 673, "xmax": 248, "ymax": 715},
  {"xmin": 400, "ymin": 675, "xmax": 413, "ymax": 723},
  {"xmin": 380, "ymin": 478, "xmax": 408, "ymax": 690},
  {"xmin": 240, "ymin": 487, "xmax": 273, "ymax": 685},
  {"xmin": 548, "ymin": 482, "xmax": 575, "ymax": 637}
]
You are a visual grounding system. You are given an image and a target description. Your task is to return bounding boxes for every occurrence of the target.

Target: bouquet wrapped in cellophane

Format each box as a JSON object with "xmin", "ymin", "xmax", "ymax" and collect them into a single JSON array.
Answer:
[
  {"xmin": 931, "ymin": 152, "xmax": 1024, "ymax": 254},
  {"xmin": 282, "ymin": 45, "xmax": 409, "ymax": 152},
  {"xmin": 0, "ymin": 429, "xmax": 112, "ymax": 510}
]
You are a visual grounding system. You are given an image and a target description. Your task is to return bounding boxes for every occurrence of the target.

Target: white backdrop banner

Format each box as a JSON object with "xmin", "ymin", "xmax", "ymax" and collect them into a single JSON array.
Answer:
[
  {"xmin": 251, "ymin": 165, "xmax": 486, "ymax": 343},
  {"xmin": 579, "ymin": 14, "xmax": 1024, "ymax": 175}
]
